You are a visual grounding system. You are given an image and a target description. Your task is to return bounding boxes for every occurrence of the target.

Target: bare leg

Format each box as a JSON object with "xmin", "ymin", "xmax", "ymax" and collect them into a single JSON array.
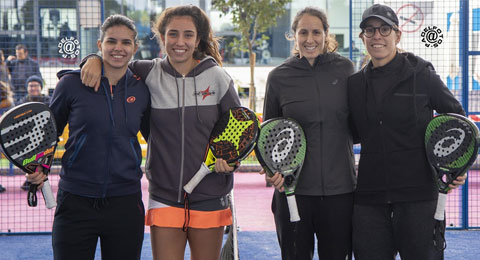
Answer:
[
  {"xmin": 150, "ymin": 226, "xmax": 187, "ymax": 260},
  {"xmin": 188, "ymin": 227, "xmax": 224, "ymax": 260}
]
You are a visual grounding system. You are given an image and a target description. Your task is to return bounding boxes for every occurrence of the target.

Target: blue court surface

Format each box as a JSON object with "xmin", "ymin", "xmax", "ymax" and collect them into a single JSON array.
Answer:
[{"xmin": 0, "ymin": 230, "xmax": 479, "ymax": 259}]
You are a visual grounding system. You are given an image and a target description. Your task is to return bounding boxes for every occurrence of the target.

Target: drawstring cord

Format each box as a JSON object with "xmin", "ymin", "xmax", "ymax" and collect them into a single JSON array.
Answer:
[
  {"xmin": 192, "ymin": 68, "xmax": 203, "ymax": 123},
  {"xmin": 183, "ymin": 193, "xmax": 191, "ymax": 232},
  {"xmin": 92, "ymin": 197, "xmax": 109, "ymax": 210},
  {"xmin": 174, "ymin": 71, "xmax": 181, "ymax": 121},
  {"xmin": 124, "ymin": 73, "xmax": 128, "ymax": 124}
]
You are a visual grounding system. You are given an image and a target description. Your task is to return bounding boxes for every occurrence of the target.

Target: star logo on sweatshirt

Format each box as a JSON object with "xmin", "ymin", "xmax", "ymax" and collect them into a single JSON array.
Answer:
[{"xmin": 197, "ymin": 86, "xmax": 215, "ymax": 100}]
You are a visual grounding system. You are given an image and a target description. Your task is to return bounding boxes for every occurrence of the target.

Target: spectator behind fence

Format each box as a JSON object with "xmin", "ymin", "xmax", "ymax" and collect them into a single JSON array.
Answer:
[
  {"xmin": 17, "ymin": 75, "xmax": 51, "ymax": 105},
  {"xmin": 6, "ymin": 44, "xmax": 43, "ymax": 103},
  {"xmin": 0, "ymin": 50, "xmax": 12, "ymax": 86},
  {"xmin": 0, "ymin": 80, "xmax": 14, "ymax": 193}
]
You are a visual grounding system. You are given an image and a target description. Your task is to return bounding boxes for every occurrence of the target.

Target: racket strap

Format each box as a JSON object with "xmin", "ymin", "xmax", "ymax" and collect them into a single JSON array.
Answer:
[
  {"xmin": 182, "ymin": 193, "xmax": 191, "ymax": 232},
  {"xmin": 433, "ymin": 219, "xmax": 447, "ymax": 251},
  {"xmin": 27, "ymin": 184, "xmax": 38, "ymax": 207}
]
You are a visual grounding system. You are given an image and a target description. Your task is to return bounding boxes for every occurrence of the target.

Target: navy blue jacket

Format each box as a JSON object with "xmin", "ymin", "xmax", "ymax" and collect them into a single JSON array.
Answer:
[{"xmin": 50, "ymin": 69, "xmax": 150, "ymax": 198}]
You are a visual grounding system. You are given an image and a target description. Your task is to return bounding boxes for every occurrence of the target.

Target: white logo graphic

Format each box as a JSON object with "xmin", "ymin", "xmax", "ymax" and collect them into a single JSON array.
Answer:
[
  {"xmin": 58, "ymin": 37, "xmax": 80, "ymax": 59},
  {"xmin": 434, "ymin": 128, "xmax": 465, "ymax": 157},
  {"xmin": 1, "ymin": 111, "xmax": 50, "ymax": 159},
  {"xmin": 272, "ymin": 128, "xmax": 294, "ymax": 162}
]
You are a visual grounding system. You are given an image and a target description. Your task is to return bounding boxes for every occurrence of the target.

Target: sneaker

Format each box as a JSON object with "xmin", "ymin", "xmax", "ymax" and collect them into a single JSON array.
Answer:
[
  {"xmin": 0, "ymin": 184, "xmax": 5, "ymax": 193},
  {"xmin": 21, "ymin": 180, "xmax": 31, "ymax": 191}
]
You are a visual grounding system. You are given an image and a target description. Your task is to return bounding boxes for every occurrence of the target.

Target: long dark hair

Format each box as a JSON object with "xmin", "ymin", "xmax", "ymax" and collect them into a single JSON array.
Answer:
[
  {"xmin": 288, "ymin": 7, "xmax": 338, "ymax": 55},
  {"xmin": 152, "ymin": 5, "xmax": 222, "ymax": 66}
]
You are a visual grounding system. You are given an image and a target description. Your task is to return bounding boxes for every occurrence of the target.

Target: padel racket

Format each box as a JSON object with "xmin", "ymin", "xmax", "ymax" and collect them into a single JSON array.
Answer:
[
  {"xmin": 426, "ymin": 113, "xmax": 479, "ymax": 250},
  {"xmin": 220, "ymin": 189, "xmax": 240, "ymax": 260},
  {"xmin": 184, "ymin": 107, "xmax": 259, "ymax": 194},
  {"xmin": 255, "ymin": 118, "xmax": 306, "ymax": 222},
  {"xmin": 0, "ymin": 102, "xmax": 57, "ymax": 209}
]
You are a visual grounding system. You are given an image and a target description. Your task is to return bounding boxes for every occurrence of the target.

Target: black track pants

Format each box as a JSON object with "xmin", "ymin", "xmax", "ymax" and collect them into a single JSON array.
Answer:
[
  {"xmin": 52, "ymin": 189, "xmax": 145, "ymax": 260},
  {"xmin": 352, "ymin": 200, "xmax": 445, "ymax": 260},
  {"xmin": 272, "ymin": 190, "xmax": 354, "ymax": 260}
]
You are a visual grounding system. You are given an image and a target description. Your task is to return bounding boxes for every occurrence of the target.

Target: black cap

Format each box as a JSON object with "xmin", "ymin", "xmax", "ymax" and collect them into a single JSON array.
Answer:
[
  {"xmin": 25, "ymin": 75, "xmax": 44, "ymax": 89},
  {"xmin": 360, "ymin": 4, "xmax": 399, "ymax": 29}
]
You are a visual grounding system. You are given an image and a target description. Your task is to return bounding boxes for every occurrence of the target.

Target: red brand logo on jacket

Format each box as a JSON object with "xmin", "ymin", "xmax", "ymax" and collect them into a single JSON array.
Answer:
[
  {"xmin": 127, "ymin": 96, "xmax": 136, "ymax": 103},
  {"xmin": 195, "ymin": 86, "xmax": 216, "ymax": 100}
]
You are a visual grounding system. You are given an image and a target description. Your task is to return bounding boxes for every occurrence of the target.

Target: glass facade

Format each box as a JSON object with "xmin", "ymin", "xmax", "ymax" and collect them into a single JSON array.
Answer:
[{"xmin": 0, "ymin": 0, "xmax": 355, "ymax": 66}]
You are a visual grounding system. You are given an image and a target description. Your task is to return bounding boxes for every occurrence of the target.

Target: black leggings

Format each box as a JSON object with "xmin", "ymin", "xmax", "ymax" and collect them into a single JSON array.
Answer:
[
  {"xmin": 352, "ymin": 200, "xmax": 445, "ymax": 260},
  {"xmin": 52, "ymin": 189, "xmax": 145, "ymax": 260},
  {"xmin": 272, "ymin": 190, "xmax": 354, "ymax": 260}
]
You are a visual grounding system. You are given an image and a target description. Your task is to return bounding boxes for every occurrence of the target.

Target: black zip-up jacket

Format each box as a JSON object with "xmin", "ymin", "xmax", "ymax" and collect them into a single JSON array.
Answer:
[
  {"xmin": 264, "ymin": 53, "xmax": 356, "ymax": 196},
  {"xmin": 348, "ymin": 53, "xmax": 465, "ymax": 204}
]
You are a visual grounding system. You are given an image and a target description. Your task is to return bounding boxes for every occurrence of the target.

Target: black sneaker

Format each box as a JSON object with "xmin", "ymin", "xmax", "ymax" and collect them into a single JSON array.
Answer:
[
  {"xmin": 0, "ymin": 184, "xmax": 5, "ymax": 193},
  {"xmin": 21, "ymin": 180, "xmax": 31, "ymax": 191}
]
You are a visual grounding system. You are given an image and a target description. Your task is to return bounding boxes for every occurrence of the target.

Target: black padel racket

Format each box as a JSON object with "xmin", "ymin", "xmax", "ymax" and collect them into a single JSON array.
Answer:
[
  {"xmin": 255, "ymin": 118, "xmax": 306, "ymax": 222},
  {"xmin": 425, "ymin": 114, "xmax": 479, "ymax": 220},
  {"xmin": 0, "ymin": 102, "xmax": 57, "ymax": 208},
  {"xmin": 184, "ymin": 107, "xmax": 259, "ymax": 194}
]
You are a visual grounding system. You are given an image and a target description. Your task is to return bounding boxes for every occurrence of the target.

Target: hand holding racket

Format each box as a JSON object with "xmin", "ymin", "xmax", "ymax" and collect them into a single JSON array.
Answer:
[
  {"xmin": 0, "ymin": 102, "xmax": 58, "ymax": 209},
  {"xmin": 255, "ymin": 118, "xmax": 306, "ymax": 222},
  {"xmin": 425, "ymin": 113, "xmax": 479, "ymax": 249},
  {"xmin": 184, "ymin": 107, "xmax": 259, "ymax": 194}
]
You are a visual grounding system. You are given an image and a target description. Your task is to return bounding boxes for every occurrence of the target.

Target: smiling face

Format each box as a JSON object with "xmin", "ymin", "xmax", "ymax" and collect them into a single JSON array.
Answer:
[
  {"xmin": 161, "ymin": 15, "xmax": 200, "ymax": 72},
  {"xmin": 27, "ymin": 81, "xmax": 42, "ymax": 96},
  {"xmin": 361, "ymin": 17, "xmax": 401, "ymax": 67},
  {"xmin": 294, "ymin": 14, "xmax": 326, "ymax": 66},
  {"xmin": 97, "ymin": 25, "xmax": 138, "ymax": 71}
]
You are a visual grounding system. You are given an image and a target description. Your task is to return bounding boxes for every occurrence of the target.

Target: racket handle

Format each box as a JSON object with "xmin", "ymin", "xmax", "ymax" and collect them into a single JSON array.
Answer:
[
  {"xmin": 434, "ymin": 192, "xmax": 447, "ymax": 221},
  {"xmin": 286, "ymin": 194, "xmax": 300, "ymax": 222},
  {"xmin": 184, "ymin": 163, "xmax": 212, "ymax": 194},
  {"xmin": 41, "ymin": 180, "xmax": 57, "ymax": 209}
]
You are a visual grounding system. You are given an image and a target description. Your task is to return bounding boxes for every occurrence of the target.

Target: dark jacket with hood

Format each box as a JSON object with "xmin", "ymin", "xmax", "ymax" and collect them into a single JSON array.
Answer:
[
  {"xmin": 264, "ymin": 52, "xmax": 356, "ymax": 196},
  {"xmin": 50, "ymin": 69, "xmax": 150, "ymax": 198},
  {"xmin": 6, "ymin": 57, "xmax": 42, "ymax": 93},
  {"xmin": 348, "ymin": 52, "xmax": 465, "ymax": 204},
  {"xmin": 127, "ymin": 56, "xmax": 241, "ymax": 204}
]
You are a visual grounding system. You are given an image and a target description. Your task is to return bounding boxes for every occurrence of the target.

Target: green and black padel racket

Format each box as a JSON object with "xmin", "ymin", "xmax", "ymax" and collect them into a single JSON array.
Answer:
[
  {"xmin": 255, "ymin": 118, "xmax": 306, "ymax": 222},
  {"xmin": 425, "ymin": 113, "xmax": 479, "ymax": 222}
]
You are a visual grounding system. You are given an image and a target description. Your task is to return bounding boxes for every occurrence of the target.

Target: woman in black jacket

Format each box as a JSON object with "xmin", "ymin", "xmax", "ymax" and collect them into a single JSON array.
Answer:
[
  {"xmin": 263, "ymin": 7, "xmax": 356, "ymax": 260},
  {"xmin": 348, "ymin": 4, "xmax": 467, "ymax": 260}
]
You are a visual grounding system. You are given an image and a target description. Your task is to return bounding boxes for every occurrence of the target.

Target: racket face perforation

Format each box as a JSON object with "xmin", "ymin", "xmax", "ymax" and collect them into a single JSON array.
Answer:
[
  {"xmin": 0, "ymin": 102, "xmax": 58, "ymax": 174},
  {"xmin": 255, "ymin": 118, "xmax": 306, "ymax": 175},
  {"xmin": 209, "ymin": 107, "xmax": 259, "ymax": 162},
  {"xmin": 425, "ymin": 114, "xmax": 480, "ymax": 191}
]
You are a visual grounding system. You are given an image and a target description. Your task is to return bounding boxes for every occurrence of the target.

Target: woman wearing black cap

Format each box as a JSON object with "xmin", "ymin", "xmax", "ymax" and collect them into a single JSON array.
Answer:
[{"xmin": 348, "ymin": 4, "xmax": 467, "ymax": 260}]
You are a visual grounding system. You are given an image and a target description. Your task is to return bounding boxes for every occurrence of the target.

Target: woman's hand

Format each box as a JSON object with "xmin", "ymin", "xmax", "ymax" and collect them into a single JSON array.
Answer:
[
  {"xmin": 80, "ymin": 57, "xmax": 102, "ymax": 91},
  {"xmin": 447, "ymin": 174, "xmax": 467, "ymax": 193},
  {"xmin": 25, "ymin": 167, "xmax": 47, "ymax": 190},
  {"xmin": 260, "ymin": 169, "xmax": 284, "ymax": 192},
  {"xmin": 214, "ymin": 159, "xmax": 237, "ymax": 173}
]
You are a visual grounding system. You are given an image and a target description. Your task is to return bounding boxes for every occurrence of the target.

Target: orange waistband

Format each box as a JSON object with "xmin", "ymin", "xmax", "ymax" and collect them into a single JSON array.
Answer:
[{"xmin": 145, "ymin": 207, "xmax": 232, "ymax": 229}]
